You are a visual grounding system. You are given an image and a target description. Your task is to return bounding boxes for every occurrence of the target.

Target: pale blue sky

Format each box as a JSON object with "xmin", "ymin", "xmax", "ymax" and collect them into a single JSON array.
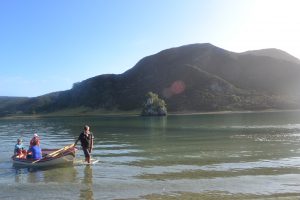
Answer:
[{"xmin": 1, "ymin": 0, "xmax": 300, "ymax": 97}]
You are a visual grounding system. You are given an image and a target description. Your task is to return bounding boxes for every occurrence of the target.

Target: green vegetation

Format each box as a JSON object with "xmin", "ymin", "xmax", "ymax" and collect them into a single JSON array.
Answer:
[
  {"xmin": 1, "ymin": 43, "xmax": 300, "ymax": 117},
  {"xmin": 0, "ymin": 97, "xmax": 28, "ymax": 117},
  {"xmin": 141, "ymin": 92, "xmax": 167, "ymax": 116}
]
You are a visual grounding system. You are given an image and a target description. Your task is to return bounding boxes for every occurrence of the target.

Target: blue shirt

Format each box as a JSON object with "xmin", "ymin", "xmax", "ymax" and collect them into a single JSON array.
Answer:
[{"xmin": 29, "ymin": 145, "xmax": 42, "ymax": 160}]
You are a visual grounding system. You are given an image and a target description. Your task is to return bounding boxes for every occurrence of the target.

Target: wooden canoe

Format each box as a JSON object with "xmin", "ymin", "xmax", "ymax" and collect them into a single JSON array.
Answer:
[{"xmin": 12, "ymin": 146, "xmax": 77, "ymax": 168}]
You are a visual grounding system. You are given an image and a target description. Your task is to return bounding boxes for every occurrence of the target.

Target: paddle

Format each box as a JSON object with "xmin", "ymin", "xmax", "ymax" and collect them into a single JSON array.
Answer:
[
  {"xmin": 32, "ymin": 144, "xmax": 74, "ymax": 163},
  {"xmin": 46, "ymin": 144, "xmax": 74, "ymax": 158}
]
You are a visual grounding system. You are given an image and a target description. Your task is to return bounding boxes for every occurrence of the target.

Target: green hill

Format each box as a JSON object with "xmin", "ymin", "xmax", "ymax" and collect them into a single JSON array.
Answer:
[
  {"xmin": 2, "ymin": 43, "xmax": 300, "ymax": 116},
  {"xmin": 0, "ymin": 97, "xmax": 29, "ymax": 116}
]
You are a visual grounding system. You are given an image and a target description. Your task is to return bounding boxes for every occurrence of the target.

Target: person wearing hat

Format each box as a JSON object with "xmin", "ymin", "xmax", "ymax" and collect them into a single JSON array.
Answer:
[
  {"xmin": 30, "ymin": 133, "xmax": 40, "ymax": 148},
  {"xmin": 27, "ymin": 138, "xmax": 42, "ymax": 160},
  {"xmin": 74, "ymin": 125, "xmax": 94, "ymax": 164}
]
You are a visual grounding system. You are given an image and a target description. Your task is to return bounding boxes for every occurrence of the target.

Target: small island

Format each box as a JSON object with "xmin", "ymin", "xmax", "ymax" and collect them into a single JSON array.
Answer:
[{"xmin": 141, "ymin": 92, "xmax": 167, "ymax": 116}]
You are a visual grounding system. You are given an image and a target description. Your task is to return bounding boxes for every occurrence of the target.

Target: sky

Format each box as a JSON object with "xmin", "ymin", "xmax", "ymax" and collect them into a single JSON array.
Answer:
[{"xmin": 1, "ymin": 0, "xmax": 300, "ymax": 97}]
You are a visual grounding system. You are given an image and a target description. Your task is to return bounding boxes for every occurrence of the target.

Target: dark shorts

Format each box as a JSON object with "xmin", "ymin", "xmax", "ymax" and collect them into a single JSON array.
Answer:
[{"xmin": 82, "ymin": 148, "xmax": 91, "ymax": 158}]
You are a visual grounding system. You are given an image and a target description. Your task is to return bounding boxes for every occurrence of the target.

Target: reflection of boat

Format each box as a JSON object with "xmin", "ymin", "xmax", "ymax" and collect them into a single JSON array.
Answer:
[{"xmin": 11, "ymin": 147, "xmax": 76, "ymax": 168}]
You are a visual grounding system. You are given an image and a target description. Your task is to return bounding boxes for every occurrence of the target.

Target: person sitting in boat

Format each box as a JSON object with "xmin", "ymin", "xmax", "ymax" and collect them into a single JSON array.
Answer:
[
  {"xmin": 27, "ymin": 139, "xmax": 42, "ymax": 160},
  {"xmin": 29, "ymin": 133, "xmax": 40, "ymax": 148},
  {"xmin": 14, "ymin": 138, "xmax": 27, "ymax": 158}
]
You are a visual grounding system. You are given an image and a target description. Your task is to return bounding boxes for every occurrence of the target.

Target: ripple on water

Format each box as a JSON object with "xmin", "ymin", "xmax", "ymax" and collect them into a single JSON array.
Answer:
[{"xmin": 1, "ymin": 113, "xmax": 300, "ymax": 199}]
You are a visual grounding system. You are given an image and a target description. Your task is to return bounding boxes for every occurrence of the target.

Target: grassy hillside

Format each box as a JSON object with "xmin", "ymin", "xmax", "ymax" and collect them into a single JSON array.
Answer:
[
  {"xmin": 2, "ymin": 43, "xmax": 300, "ymax": 116},
  {"xmin": 0, "ymin": 97, "xmax": 28, "ymax": 116}
]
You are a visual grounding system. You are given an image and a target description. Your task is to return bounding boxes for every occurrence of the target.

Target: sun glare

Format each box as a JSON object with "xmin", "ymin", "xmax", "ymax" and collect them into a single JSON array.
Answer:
[{"xmin": 226, "ymin": 0, "xmax": 300, "ymax": 57}]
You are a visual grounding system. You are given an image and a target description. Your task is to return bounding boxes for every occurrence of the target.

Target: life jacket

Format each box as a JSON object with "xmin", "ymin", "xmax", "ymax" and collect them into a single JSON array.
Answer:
[
  {"xmin": 78, "ymin": 132, "xmax": 93, "ymax": 148},
  {"xmin": 16, "ymin": 149, "xmax": 27, "ymax": 159}
]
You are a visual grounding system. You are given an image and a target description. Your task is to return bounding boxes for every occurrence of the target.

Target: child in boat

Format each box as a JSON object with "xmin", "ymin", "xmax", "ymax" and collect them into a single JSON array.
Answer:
[
  {"xmin": 14, "ymin": 138, "xmax": 27, "ymax": 158},
  {"xmin": 27, "ymin": 139, "xmax": 42, "ymax": 160}
]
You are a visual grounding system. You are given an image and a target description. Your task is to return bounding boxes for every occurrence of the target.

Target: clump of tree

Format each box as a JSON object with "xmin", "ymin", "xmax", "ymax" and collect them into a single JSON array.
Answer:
[{"xmin": 141, "ymin": 92, "xmax": 167, "ymax": 116}]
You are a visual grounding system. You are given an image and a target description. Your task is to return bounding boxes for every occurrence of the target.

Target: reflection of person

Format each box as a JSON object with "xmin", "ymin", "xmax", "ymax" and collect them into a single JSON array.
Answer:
[
  {"xmin": 30, "ymin": 133, "xmax": 40, "ymax": 147},
  {"xmin": 14, "ymin": 168, "xmax": 25, "ymax": 183},
  {"xmin": 74, "ymin": 125, "xmax": 94, "ymax": 164},
  {"xmin": 80, "ymin": 165, "xmax": 94, "ymax": 200},
  {"xmin": 27, "ymin": 139, "xmax": 42, "ymax": 160},
  {"xmin": 14, "ymin": 138, "xmax": 27, "ymax": 158}
]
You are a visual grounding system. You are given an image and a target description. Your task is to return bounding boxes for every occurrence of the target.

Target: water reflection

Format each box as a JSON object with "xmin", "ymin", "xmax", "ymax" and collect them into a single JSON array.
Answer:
[
  {"xmin": 143, "ymin": 116, "xmax": 167, "ymax": 130},
  {"xmin": 3, "ymin": 112, "xmax": 300, "ymax": 199},
  {"xmin": 80, "ymin": 165, "xmax": 94, "ymax": 200},
  {"xmin": 43, "ymin": 166, "xmax": 77, "ymax": 183},
  {"xmin": 14, "ymin": 168, "xmax": 28, "ymax": 183},
  {"xmin": 13, "ymin": 167, "xmax": 44, "ymax": 183},
  {"xmin": 27, "ymin": 168, "xmax": 44, "ymax": 183},
  {"xmin": 14, "ymin": 166, "xmax": 77, "ymax": 183}
]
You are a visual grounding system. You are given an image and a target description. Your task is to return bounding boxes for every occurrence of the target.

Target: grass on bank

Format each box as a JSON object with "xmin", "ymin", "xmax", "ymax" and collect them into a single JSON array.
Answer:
[{"xmin": 1, "ymin": 107, "xmax": 141, "ymax": 119}]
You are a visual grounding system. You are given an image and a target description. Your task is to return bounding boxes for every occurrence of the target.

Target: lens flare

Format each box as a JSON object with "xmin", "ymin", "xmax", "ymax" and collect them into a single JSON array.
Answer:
[{"xmin": 163, "ymin": 80, "xmax": 186, "ymax": 98}]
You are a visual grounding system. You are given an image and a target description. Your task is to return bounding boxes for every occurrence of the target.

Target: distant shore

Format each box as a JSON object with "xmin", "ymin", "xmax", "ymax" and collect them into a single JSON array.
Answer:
[
  {"xmin": 169, "ymin": 109, "xmax": 300, "ymax": 116},
  {"xmin": 1, "ymin": 108, "xmax": 300, "ymax": 120}
]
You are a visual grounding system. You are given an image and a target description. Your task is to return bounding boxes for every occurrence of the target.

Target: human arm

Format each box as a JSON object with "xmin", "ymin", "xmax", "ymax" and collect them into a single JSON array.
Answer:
[
  {"xmin": 74, "ymin": 133, "xmax": 81, "ymax": 146},
  {"xmin": 89, "ymin": 133, "xmax": 94, "ymax": 153},
  {"xmin": 27, "ymin": 147, "xmax": 32, "ymax": 156},
  {"xmin": 14, "ymin": 145, "xmax": 18, "ymax": 155}
]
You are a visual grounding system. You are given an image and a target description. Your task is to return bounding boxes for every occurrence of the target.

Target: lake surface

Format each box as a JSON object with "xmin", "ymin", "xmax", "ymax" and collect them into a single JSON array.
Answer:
[{"xmin": 1, "ymin": 111, "xmax": 300, "ymax": 199}]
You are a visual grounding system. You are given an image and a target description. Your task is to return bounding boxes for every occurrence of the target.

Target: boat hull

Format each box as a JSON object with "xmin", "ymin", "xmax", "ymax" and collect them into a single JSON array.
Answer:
[{"xmin": 12, "ymin": 147, "xmax": 76, "ymax": 168}]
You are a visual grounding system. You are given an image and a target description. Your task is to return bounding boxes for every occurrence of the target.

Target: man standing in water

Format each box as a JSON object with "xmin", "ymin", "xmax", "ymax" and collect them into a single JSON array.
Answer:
[{"xmin": 74, "ymin": 125, "xmax": 94, "ymax": 164}]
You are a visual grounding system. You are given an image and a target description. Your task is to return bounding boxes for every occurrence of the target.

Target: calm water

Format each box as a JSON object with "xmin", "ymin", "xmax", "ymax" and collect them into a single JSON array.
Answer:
[{"xmin": 1, "ymin": 111, "xmax": 300, "ymax": 199}]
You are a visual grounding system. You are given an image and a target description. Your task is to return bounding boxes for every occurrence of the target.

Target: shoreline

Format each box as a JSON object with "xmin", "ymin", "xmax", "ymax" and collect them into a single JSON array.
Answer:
[
  {"xmin": 1, "ymin": 109, "xmax": 300, "ymax": 120},
  {"xmin": 169, "ymin": 109, "xmax": 300, "ymax": 116}
]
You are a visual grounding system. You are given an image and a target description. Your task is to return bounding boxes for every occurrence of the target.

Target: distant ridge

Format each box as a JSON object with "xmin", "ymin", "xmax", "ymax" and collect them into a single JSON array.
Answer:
[
  {"xmin": 242, "ymin": 48, "xmax": 300, "ymax": 64},
  {"xmin": 1, "ymin": 43, "xmax": 300, "ymax": 116}
]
